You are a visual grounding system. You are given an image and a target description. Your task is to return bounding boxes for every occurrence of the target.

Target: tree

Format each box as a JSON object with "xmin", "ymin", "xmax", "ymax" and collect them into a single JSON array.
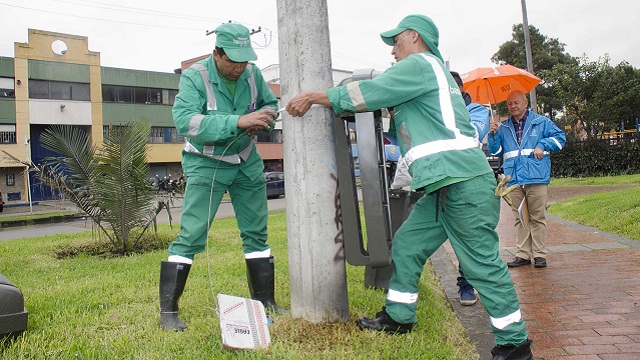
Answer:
[
  {"xmin": 541, "ymin": 55, "xmax": 640, "ymax": 140},
  {"xmin": 492, "ymin": 24, "xmax": 576, "ymax": 117},
  {"xmin": 36, "ymin": 122, "xmax": 172, "ymax": 254}
]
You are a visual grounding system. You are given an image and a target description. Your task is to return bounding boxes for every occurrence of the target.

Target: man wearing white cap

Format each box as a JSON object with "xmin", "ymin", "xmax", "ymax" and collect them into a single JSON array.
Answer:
[
  {"xmin": 159, "ymin": 22, "xmax": 283, "ymax": 331},
  {"xmin": 286, "ymin": 14, "xmax": 532, "ymax": 360}
]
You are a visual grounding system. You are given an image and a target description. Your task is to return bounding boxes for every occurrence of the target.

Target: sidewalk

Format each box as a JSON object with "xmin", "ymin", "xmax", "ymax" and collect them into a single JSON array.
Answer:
[{"xmin": 433, "ymin": 185, "xmax": 640, "ymax": 360}]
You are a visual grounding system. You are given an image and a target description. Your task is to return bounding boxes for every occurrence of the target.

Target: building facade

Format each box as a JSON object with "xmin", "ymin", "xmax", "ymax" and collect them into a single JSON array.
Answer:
[{"xmin": 0, "ymin": 29, "xmax": 287, "ymax": 204}]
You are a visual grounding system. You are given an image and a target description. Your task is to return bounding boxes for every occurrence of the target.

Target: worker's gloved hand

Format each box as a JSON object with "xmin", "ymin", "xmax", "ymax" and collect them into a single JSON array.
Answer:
[
  {"xmin": 238, "ymin": 109, "xmax": 277, "ymax": 130},
  {"xmin": 495, "ymin": 174, "xmax": 518, "ymax": 206}
]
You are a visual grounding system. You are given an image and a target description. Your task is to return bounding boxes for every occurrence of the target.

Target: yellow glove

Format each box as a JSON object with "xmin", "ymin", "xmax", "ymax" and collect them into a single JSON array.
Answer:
[
  {"xmin": 495, "ymin": 174, "xmax": 518, "ymax": 206},
  {"xmin": 494, "ymin": 174, "xmax": 510, "ymax": 196}
]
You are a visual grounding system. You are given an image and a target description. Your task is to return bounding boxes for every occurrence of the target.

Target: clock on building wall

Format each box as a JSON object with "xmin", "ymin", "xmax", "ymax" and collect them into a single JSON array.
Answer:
[{"xmin": 51, "ymin": 40, "xmax": 67, "ymax": 56}]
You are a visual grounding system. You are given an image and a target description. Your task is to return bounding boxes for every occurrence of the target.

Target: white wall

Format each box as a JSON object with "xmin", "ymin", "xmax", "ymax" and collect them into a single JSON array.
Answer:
[{"xmin": 29, "ymin": 99, "xmax": 92, "ymax": 125}]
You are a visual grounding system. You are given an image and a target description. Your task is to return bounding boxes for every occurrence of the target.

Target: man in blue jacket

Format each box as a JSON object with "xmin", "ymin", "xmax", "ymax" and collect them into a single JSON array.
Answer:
[{"xmin": 488, "ymin": 90, "xmax": 566, "ymax": 269}]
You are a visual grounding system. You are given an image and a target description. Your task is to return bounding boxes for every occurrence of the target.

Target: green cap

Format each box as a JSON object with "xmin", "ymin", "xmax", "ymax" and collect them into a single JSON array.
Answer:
[
  {"xmin": 380, "ymin": 14, "xmax": 443, "ymax": 63},
  {"xmin": 214, "ymin": 23, "xmax": 257, "ymax": 62}
]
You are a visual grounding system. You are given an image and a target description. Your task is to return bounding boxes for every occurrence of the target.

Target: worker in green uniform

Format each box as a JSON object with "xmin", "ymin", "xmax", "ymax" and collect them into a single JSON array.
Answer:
[
  {"xmin": 159, "ymin": 22, "xmax": 284, "ymax": 331},
  {"xmin": 285, "ymin": 14, "xmax": 532, "ymax": 360}
]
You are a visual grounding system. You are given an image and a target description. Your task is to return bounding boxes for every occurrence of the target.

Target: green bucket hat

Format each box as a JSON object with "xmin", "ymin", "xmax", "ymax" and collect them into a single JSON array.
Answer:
[
  {"xmin": 380, "ymin": 14, "xmax": 443, "ymax": 63},
  {"xmin": 214, "ymin": 23, "xmax": 257, "ymax": 62}
]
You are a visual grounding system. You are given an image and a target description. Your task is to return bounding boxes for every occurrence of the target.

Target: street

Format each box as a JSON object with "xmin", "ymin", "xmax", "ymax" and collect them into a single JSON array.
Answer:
[{"xmin": 0, "ymin": 197, "xmax": 287, "ymax": 242}]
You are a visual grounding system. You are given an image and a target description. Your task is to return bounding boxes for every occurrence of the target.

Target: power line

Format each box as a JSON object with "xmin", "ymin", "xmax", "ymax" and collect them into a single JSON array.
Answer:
[
  {"xmin": 51, "ymin": 0, "xmax": 234, "ymax": 25},
  {"xmin": 51, "ymin": 0, "xmax": 388, "ymax": 69},
  {"xmin": 1, "ymin": 1, "xmax": 389, "ymax": 70},
  {"xmin": 0, "ymin": 2, "xmax": 205, "ymax": 31}
]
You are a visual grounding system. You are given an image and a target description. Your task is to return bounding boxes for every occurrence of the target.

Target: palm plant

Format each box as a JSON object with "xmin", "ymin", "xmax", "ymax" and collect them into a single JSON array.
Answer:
[{"xmin": 36, "ymin": 122, "xmax": 171, "ymax": 254}]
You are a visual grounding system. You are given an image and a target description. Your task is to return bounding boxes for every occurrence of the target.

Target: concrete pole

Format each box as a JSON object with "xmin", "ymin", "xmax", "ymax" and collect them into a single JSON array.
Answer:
[
  {"xmin": 276, "ymin": 0, "xmax": 349, "ymax": 322},
  {"xmin": 521, "ymin": 0, "xmax": 538, "ymax": 112}
]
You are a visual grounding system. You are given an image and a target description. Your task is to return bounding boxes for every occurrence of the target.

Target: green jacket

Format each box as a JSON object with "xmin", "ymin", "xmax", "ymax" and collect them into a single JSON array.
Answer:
[
  {"xmin": 172, "ymin": 55, "xmax": 278, "ymax": 183},
  {"xmin": 326, "ymin": 52, "xmax": 491, "ymax": 192}
]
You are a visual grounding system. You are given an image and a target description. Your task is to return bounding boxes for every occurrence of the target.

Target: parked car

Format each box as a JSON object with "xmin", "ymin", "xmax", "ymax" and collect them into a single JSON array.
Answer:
[
  {"xmin": 265, "ymin": 172, "xmax": 285, "ymax": 199},
  {"xmin": 0, "ymin": 190, "xmax": 4, "ymax": 212}
]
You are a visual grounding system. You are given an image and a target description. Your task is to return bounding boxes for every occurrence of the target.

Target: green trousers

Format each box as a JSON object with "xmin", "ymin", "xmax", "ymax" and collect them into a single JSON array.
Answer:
[
  {"xmin": 385, "ymin": 173, "xmax": 528, "ymax": 346},
  {"xmin": 167, "ymin": 164, "xmax": 269, "ymax": 260}
]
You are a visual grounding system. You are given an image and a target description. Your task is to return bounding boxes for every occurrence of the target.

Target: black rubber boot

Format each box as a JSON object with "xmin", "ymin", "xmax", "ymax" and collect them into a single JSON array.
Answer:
[
  {"xmin": 356, "ymin": 307, "xmax": 414, "ymax": 334},
  {"xmin": 159, "ymin": 261, "xmax": 191, "ymax": 331},
  {"xmin": 245, "ymin": 256, "xmax": 286, "ymax": 313},
  {"xmin": 491, "ymin": 339, "xmax": 533, "ymax": 360}
]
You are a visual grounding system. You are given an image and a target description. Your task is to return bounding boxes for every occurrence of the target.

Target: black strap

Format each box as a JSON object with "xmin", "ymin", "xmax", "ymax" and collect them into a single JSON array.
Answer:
[{"xmin": 434, "ymin": 186, "xmax": 449, "ymax": 222}]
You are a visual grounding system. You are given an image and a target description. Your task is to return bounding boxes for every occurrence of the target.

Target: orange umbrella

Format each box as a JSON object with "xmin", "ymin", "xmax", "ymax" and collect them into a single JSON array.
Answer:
[{"xmin": 460, "ymin": 64, "xmax": 541, "ymax": 105}]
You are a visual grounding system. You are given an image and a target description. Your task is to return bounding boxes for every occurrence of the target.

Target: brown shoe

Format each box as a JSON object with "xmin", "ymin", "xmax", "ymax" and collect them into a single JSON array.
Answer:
[
  {"xmin": 507, "ymin": 257, "xmax": 531, "ymax": 267},
  {"xmin": 534, "ymin": 257, "xmax": 547, "ymax": 268}
]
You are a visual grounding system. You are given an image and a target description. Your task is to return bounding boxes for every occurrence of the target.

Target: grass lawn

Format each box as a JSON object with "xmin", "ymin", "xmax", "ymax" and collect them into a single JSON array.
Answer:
[
  {"xmin": 0, "ymin": 210, "xmax": 477, "ymax": 359},
  {"xmin": 4, "ymin": 174, "xmax": 636, "ymax": 358},
  {"xmin": 549, "ymin": 174, "xmax": 640, "ymax": 241}
]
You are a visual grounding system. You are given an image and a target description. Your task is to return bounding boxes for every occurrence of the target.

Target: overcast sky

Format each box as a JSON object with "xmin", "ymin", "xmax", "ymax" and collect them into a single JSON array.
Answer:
[{"xmin": 1, "ymin": 0, "xmax": 638, "ymax": 76}]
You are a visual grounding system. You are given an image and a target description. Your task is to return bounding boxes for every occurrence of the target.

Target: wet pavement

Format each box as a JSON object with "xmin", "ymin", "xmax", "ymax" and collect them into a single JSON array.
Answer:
[{"xmin": 434, "ymin": 184, "xmax": 640, "ymax": 360}]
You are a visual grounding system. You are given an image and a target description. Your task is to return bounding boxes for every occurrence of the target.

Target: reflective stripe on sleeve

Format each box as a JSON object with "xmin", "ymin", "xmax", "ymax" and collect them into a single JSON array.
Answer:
[
  {"xmin": 386, "ymin": 289, "xmax": 418, "ymax": 304},
  {"xmin": 347, "ymin": 82, "xmax": 368, "ymax": 112},
  {"xmin": 188, "ymin": 114, "xmax": 204, "ymax": 138},
  {"xmin": 490, "ymin": 309, "xmax": 522, "ymax": 330},
  {"xmin": 551, "ymin": 137, "xmax": 563, "ymax": 150}
]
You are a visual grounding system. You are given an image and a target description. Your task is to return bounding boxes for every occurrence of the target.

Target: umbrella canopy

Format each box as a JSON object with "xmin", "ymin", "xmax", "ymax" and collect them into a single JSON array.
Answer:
[{"xmin": 460, "ymin": 64, "xmax": 541, "ymax": 105}]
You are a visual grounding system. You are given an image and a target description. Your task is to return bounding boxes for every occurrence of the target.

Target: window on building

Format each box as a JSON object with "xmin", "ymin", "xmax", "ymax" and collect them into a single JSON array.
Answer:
[
  {"xmin": 0, "ymin": 89, "xmax": 15, "ymax": 98},
  {"xmin": 149, "ymin": 127, "xmax": 164, "ymax": 143},
  {"xmin": 104, "ymin": 125, "xmax": 183, "ymax": 144},
  {"xmin": 133, "ymin": 87, "xmax": 146, "ymax": 104},
  {"xmin": 29, "ymin": 80, "xmax": 50, "ymax": 99},
  {"xmin": 103, "ymin": 125, "xmax": 123, "ymax": 137},
  {"xmin": 29, "ymin": 80, "xmax": 90, "ymax": 100},
  {"xmin": 72, "ymin": 83, "xmax": 91, "ymax": 101},
  {"xmin": 133, "ymin": 88, "xmax": 162, "ymax": 104},
  {"xmin": 150, "ymin": 89, "xmax": 162, "ymax": 104},
  {"xmin": 50, "ymin": 81, "xmax": 72, "ymax": 100},
  {"xmin": 103, "ymin": 85, "xmax": 176, "ymax": 105},
  {"xmin": 102, "ymin": 85, "xmax": 116, "ymax": 102},
  {"xmin": 0, "ymin": 124, "xmax": 16, "ymax": 144},
  {"xmin": 102, "ymin": 86, "xmax": 133, "ymax": 102},
  {"xmin": 170, "ymin": 127, "xmax": 184, "ymax": 143},
  {"xmin": 0, "ymin": 77, "xmax": 15, "ymax": 98},
  {"xmin": 118, "ymin": 86, "xmax": 134, "ymax": 103},
  {"xmin": 6, "ymin": 174, "xmax": 15, "ymax": 186},
  {"xmin": 167, "ymin": 89, "xmax": 178, "ymax": 105}
]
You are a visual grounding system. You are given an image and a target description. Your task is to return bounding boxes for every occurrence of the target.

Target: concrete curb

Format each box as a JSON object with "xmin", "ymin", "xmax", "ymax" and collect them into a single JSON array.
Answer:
[
  {"xmin": 431, "ymin": 246, "xmax": 494, "ymax": 360},
  {"xmin": 0, "ymin": 214, "xmax": 86, "ymax": 228}
]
